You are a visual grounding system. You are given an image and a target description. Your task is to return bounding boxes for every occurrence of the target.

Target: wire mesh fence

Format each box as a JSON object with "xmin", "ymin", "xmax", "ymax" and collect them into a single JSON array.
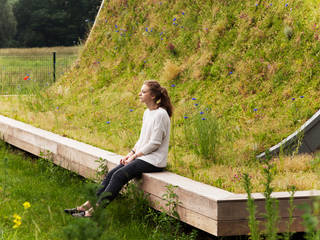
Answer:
[{"xmin": 0, "ymin": 52, "xmax": 77, "ymax": 95}]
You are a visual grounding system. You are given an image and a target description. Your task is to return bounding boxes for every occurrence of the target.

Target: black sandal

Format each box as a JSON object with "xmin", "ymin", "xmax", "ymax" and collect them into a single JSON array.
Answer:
[
  {"xmin": 64, "ymin": 208, "xmax": 84, "ymax": 215},
  {"xmin": 72, "ymin": 211, "xmax": 91, "ymax": 218}
]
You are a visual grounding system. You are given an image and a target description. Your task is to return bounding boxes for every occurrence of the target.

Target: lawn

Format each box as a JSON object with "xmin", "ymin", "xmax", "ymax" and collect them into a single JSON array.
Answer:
[
  {"xmin": 0, "ymin": 140, "xmax": 199, "ymax": 240},
  {"xmin": 0, "ymin": 47, "xmax": 78, "ymax": 94}
]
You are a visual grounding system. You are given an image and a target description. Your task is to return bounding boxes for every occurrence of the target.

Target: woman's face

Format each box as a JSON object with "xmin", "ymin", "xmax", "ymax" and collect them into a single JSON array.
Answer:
[{"xmin": 139, "ymin": 84, "xmax": 155, "ymax": 104}]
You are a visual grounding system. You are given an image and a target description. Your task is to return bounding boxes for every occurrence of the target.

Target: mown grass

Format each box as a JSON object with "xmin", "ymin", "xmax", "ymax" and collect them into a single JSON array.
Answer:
[
  {"xmin": 0, "ymin": 47, "xmax": 79, "ymax": 94},
  {"xmin": 1, "ymin": 0, "xmax": 320, "ymax": 193},
  {"xmin": 0, "ymin": 140, "xmax": 202, "ymax": 240}
]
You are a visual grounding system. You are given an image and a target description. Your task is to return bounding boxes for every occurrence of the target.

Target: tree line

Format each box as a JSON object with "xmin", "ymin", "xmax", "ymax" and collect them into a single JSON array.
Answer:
[{"xmin": 0, "ymin": 0, "xmax": 102, "ymax": 48}]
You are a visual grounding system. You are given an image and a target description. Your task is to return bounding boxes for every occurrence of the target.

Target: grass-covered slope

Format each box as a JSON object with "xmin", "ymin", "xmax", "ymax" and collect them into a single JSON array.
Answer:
[{"xmin": 2, "ymin": 0, "xmax": 320, "ymax": 192}]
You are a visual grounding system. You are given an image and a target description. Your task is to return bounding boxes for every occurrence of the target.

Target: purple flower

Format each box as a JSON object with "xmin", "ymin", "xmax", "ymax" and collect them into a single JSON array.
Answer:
[
  {"xmin": 115, "ymin": 25, "xmax": 118, "ymax": 28},
  {"xmin": 253, "ymin": 108, "xmax": 258, "ymax": 112},
  {"xmin": 129, "ymin": 109, "xmax": 133, "ymax": 112},
  {"xmin": 56, "ymin": 107, "xmax": 59, "ymax": 110},
  {"xmin": 292, "ymin": 97, "xmax": 295, "ymax": 101},
  {"xmin": 173, "ymin": 18, "xmax": 176, "ymax": 21},
  {"xmin": 195, "ymin": 103, "xmax": 199, "ymax": 106},
  {"xmin": 106, "ymin": 121, "xmax": 111, "ymax": 124},
  {"xmin": 192, "ymin": 97, "xmax": 196, "ymax": 100},
  {"xmin": 229, "ymin": 71, "xmax": 233, "ymax": 75},
  {"xmin": 255, "ymin": 3, "xmax": 258, "ymax": 6},
  {"xmin": 171, "ymin": 84, "xmax": 176, "ymax": 87},
  {"xmin": 300, "ymin": 96, "xmax": 304, "ymax": 98},
  {"xmin": 182, "ymin": 12, "xmax": 185, "ymax": 15},
  {"xmin": 285, "ymin": 3, "xmax": 288, "ymax": 7},
  {"xmin": 200, "ymin": 111, "xmax": 204, "ymax": 115},
  {"xmin": 145, "ymin": 27, "xmax": 148, "ymax": 32},
  {"xmin": 202, "ymin": 118, "xmax": 206, "ymax": 120},
  {"xmin": 160, "ymin": 32, "xmax": 163, "ymax": 35},
  {"xmin": 184, "ymin": 116, "xmax": 188, "ymax": 119}
]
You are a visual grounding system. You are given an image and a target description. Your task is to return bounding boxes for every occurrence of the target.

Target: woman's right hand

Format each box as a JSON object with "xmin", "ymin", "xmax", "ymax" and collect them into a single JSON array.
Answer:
[{"xmin": 120, "ymin": 154, "xmax": 131, "ymax": 165}]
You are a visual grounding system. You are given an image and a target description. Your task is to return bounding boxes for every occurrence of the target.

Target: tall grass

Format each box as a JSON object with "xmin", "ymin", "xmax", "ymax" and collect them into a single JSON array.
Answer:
[{"xmin": 1, "ymin": 0, "xmax": 320, "ymax": 192}]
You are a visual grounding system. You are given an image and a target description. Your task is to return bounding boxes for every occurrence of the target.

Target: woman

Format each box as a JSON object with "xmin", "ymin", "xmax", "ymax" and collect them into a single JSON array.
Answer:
[{"xmin": 65, "ymin": 80, "xmax": 173, "ymax": 217}]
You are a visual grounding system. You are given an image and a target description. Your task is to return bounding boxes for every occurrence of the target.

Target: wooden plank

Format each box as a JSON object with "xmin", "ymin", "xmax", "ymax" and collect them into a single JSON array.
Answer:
[
  {"xmin": 147, "ymin": 193, "xmax": 218, "ymax": 236},
  {"xmin": 217, "ymin": 197, "xmax": 315, "ymax": 221}
]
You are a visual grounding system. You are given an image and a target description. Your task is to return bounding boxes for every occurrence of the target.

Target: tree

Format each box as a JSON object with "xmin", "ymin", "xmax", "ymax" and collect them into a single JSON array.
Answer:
[
  {"xmin": 0, "ymin": 0, "xmax": 17, "ymax": 47},
  {"xmin": 13, "ymin": 0, "xmax": 102, "ymax": 47}
]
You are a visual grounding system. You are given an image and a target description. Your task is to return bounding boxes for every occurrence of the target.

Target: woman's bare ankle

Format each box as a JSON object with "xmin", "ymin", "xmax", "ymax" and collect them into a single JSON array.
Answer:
[{"xmin": 77, "ymin": 200, "xmax": 91, "ymax": 211}]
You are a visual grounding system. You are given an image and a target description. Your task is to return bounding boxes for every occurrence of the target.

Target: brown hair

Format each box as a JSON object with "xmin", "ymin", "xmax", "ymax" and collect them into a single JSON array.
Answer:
[{"xmin": 144, "ymin": 80, "xmax": 173, "ymax": 117}]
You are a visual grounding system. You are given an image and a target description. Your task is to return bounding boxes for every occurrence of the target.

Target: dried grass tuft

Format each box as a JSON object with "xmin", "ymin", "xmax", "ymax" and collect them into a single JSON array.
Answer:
[{"xmin": 162, "ymin": 61, "xmax": 182, "ymax": 81}]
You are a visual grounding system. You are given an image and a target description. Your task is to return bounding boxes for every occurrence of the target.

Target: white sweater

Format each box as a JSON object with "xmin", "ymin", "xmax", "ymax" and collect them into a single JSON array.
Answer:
[{"xmin": 134, "ymin": 107, "xmax": 171, "ymax": 168}]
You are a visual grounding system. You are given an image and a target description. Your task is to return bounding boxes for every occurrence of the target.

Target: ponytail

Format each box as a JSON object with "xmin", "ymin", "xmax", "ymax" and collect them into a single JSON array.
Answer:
[{"xmin": 144, "ymin": 80, "xmax": 173, "ymax": 117}]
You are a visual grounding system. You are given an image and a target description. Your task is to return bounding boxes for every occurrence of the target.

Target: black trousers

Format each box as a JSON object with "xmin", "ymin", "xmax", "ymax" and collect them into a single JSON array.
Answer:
[{"xmin": 96, "ymin": 159, "xmax": 163, "ymax": 206}]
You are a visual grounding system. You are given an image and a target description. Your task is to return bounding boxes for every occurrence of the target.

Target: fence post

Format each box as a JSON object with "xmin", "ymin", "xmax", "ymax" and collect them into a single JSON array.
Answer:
[{"xmin": 53, "ymin": 52, "xmax": 56, "ymax": 82}]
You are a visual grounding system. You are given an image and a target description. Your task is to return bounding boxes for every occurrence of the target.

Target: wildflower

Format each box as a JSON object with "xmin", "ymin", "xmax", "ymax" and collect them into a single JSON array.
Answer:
[
  {"xmin": 24, "ymin": 75, "xmax": 29, "ymax": 80},
  {"xmin": 106, "ymin": 121, "xmax": 111, "ymax": 124},
  {"xmin": 12, "ymin": 214, "xmax": 22, "ymax": 229},
  {"xmin": 253, "ymin": 108, "xmax": 258, "ymax": 112},
  {"xmin": 23, "ymin": 201, "xmax": 31, "ymax": 209},
  {"xmin": 195, "ymin": 103, "xmax": 199, "ymax": 106},
  {"xmin": 255, "ymin": 3, "xmax": 258, "ymax": 6},
  {"xmin": 171, "ymin": 84, "xmax": 176, "ymax": 87},
  {"xmin": 285, "ymin": 3, "xmax": 288, "ymax": 7},
  {"xmin": 192, "ymin": 97, "xmax": 196, "ymax": 100},
  {"xmin": 182, "ymin": 12, "xmax": 185, "ymax": 15},
  {"xmin": 184, "ymin": 116, "xmax": 188, "ymax": 119},
  {"xmin": 56, "ymin": 107, "xmax": 59, "ymax": 110},
  {"xmin": 85, "ymin": 19, "xmax": 89, "ymax": 22},
  {"xmin": 292, "ymin": 97, "xmax": 295, "ymax": 101},
  {"xmin": 145, "ymin": 27, "xmax": 148, "ymax": 32},
  {"xmin": 129, "ymin": 109, "xmax": 133, "ymax": 112},
  {"xmin": 200, "ymin": 111, "xmax": 204, "ymax": 115},
  {"xmin": 229, "ymin": 71, "xmax": 233, "ymax": 75},
  {"xmin": 300, "ymin": 96, "xmax": 304, "ymax": 98},
  {"xmin": 202, "ymin": 118, "xmax": 206, "ymax": 120},
  {"xmin": 115, "ymin": 25, "xmax": 118, "ymax": 28},
  {"xmin": 270, "ymin": 3, "xmax": 272, "ymax": 6},
  {"xmin": 173, "ymin": 18, "xmax": 176, "ymax": 21},
  {"xmin": 160, "ymin": 32, "xmax": 163, "ymax": 35}
]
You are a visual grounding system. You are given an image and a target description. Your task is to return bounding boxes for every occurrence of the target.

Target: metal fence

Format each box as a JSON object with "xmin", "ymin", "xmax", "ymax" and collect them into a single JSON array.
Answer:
[{"xmin": 0, "ymin": 52, "xmax": 77, "ymax": 95}]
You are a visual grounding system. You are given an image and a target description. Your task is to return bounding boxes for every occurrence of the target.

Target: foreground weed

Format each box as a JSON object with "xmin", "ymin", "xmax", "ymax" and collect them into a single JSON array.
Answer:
[
  {"xmin": 94, "ymin": 157, "xmax": 108, "ymax": 182},
  {"xmin": 262, "ymin": 152, "xmax": 279, "ymax": 240},
  {"xmin": 284, "ymin": 185, "xmax": 297, "ymax": 240},
  {"xmin": 300, "ymin": 197, "xmax": 320, "ymax": 240},
  {"xmin": 243, "ymin": 173, "xmax": 260, "ymax": 240}
]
